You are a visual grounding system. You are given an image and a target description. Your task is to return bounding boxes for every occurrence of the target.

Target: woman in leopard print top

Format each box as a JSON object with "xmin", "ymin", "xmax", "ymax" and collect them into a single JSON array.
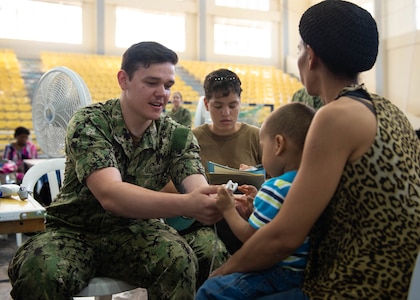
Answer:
[{"xmin": 204, "ymin": 1, "xmax": 420, "ymax": 299}]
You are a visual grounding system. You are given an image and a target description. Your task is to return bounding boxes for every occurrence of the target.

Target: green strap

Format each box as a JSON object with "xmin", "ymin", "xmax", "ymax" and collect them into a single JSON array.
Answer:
[
  {"xmin": 167, "ymin": 126, "xmax": 195, "ymax": 232},
  {"xmin": 171, "ymin": 126, "xmax": 190, "ymax": 151}
]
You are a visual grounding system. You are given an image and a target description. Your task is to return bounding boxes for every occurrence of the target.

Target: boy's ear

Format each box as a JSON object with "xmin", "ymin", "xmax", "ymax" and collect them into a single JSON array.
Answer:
[{"xmin": 275, "ymin": 134, "xmax": 286, "ymax": 156}]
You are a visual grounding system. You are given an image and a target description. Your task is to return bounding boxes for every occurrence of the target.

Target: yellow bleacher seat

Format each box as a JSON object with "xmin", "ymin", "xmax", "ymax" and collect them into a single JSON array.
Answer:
[{"xmin": 178, "ymin": 59, "xmax": 302, "ymax": 110}]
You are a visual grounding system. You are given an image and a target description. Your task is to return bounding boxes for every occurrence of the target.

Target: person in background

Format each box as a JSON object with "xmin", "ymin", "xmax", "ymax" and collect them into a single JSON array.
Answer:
[
  {"xmin": 205, "ymin": 1, "xmax": 420, "ymax": 299},
  {"xmin": 2, "ymin": 126, "xmax": 38, "ymax": 183},
  {"xmin": 8, "ymin": 41, "xmax": 228, "ymax": 300},
  {"xmin": 193, "ymin": 69, "xmax": 261, "ymax": 173},
  {"xmin": 167, "ymin": 91, "xmax": 192, "ymax": 127},
  {"xmin": 196, "ymin": 102, "xmax": 316, "ymax": 299},
  {"xmin": 291, "ymin": 87, "xmax": 323, "ymax": 110},
  {"xmin": 192, "ymin": 68, "xmax": 262, "ymax": 255}
]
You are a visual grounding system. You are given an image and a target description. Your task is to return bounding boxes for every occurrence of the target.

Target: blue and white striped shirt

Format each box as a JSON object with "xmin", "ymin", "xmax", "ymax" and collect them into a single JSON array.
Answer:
[{"xmin": 249, "ymin": 170, "xmax": 309, "ymax": 271}]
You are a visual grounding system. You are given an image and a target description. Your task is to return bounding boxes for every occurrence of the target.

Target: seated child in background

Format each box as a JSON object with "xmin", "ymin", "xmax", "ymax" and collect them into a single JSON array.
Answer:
[
  {"xmin": 2, "ymin": 126, "xmax": 38, "ymax": 184},
  {"xmin": 196, "ymin": 102, "xmax": 316, "ymax": 300}
]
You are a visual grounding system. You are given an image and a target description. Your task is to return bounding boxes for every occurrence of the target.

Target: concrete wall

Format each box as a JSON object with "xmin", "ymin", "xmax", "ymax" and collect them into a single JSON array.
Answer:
[{"xmin": 0, "ymin": 0, "xmax": 419, "ymax": 128}]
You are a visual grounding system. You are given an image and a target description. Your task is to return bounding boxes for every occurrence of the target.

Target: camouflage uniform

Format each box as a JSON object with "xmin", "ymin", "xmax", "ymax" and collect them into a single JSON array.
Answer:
[
  {"xmin": 167, "ymin": 106, "xmax": 192, "ymax": 128},
  {"xmin": 8, "ymin": 99, "xmax": 229, "ymax": 300},
  {"xmin": 291, "ymin": 87, "xmax": 324, "ymax": 110}
]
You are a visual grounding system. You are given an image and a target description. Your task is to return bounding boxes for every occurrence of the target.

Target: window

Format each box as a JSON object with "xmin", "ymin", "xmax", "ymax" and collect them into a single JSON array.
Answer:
[
  {"xmin": 417, "ymin": 0, "xmax": 420, "ymax": 30},
  {"xmin": 115, "ymin": 7, "xmax": 186, "ymax": 52},
  {"xmin": 0, "ymin": 0, "xmax": 82, "ymax": 44},
  {"xmin": 360, "ymin": 2, "xmax": 374, "ymax": 18},
  {"xmin": 214, "ymin": 18, "xmax": 271, "ymax": 58},
  {"xmin": 215, "ymin": 0, "xmax": 269, "ymax": 11}
]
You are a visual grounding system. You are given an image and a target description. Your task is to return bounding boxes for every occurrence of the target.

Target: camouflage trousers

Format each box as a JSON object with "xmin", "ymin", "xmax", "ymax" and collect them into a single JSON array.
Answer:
[{"xmin": 8, "ymin": 219, "xmax": 229, "ymax": 300}]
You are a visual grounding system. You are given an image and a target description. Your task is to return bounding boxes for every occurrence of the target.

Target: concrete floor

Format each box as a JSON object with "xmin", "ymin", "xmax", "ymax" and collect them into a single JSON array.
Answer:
[
  {"xmin": 0, "ymin": 234, "xmax": 147, "ymax": 300},
  {"xmin": 0, "ymin": 234, "xmax": 15, "ymax": 300}
]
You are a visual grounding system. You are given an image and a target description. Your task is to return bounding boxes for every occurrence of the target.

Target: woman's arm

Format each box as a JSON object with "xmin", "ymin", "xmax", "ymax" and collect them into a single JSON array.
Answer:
[{"xmin": 210, "ymin": 99, "xmax": 377, "ymax": 276}]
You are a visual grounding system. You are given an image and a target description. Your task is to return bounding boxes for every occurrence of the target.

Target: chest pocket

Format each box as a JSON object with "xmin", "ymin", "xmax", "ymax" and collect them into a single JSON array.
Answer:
[{"xmin": 124, "ymin": 126, "xmax": 190, "ymax": 188}]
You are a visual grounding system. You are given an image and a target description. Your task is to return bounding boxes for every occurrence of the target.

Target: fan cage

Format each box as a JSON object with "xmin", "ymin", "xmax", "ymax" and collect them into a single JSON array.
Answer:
[{"xmin": 32, "ymin": 66, "xmax": 92, "ymax": 157}]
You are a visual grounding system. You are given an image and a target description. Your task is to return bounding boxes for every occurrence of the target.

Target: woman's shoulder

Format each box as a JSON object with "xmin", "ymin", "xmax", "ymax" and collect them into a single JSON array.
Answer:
[
  {"xmin": 241, "ymin": 122, "xmax": 260, "ymax": 130},
  {"xmin": 192, "ymin": 124, "xmax": 209, "ymax": 135},
  {"xmin": 239, "ymin": 123, "xmax": 260, "ymax": 136}
]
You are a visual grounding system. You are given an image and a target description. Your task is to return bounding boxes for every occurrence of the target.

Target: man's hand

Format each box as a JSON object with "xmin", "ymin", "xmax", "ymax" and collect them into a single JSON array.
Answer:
[{"xmin": 184, "ymin": 185, "xmax": 223, "ymax": 225}]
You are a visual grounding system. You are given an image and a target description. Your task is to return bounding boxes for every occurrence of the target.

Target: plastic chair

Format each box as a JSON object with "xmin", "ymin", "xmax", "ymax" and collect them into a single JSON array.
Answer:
[
  {"xmin": 408, "ymin": 251, "xmax": 420, "ymax": 300},
  {"xmin": 19, "ymin": 158, "xmax": 65, "ymax": 246},
  {"xmin": 74, "ymin": 277, "xmax": 137, "ymax": 300},
  {"xmin": 20, "ymin": 158, "xmax": 139, "ymax": 300}
]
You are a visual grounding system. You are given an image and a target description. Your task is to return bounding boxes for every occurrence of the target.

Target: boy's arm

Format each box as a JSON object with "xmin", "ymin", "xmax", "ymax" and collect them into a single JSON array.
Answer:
[{"xmin": 217, "ymin": 186, "xmax": 257, "ymax": 242}]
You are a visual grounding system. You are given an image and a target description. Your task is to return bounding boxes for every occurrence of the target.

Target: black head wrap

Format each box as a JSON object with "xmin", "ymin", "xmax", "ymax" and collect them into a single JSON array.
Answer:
[{"xmin": 299, "ymin": 0, "xmax": 379, "ymax": 74}]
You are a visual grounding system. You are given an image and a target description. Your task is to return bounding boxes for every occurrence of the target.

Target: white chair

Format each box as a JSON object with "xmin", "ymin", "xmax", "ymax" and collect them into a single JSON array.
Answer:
[
  {"xmin": 20, "ymin": 158, "xmax": 139, "ymax": 300},
  {"xmin": 74, "ymin": 277, "xmax": 138, "ymax": 300},
  {"xmin": 407, "ymin": 251, "xmax": 420, "ymax": 300},
  {"xmin": 193, "ymin": 96, "xmax": 212, "ymax": 127},
  {"xmin": 19, "ymin": 157, "xmax": 66, "ymax": 246}
]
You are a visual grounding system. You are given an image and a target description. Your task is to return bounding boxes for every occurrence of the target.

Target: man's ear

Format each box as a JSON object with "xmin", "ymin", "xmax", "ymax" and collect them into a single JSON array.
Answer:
[
  {"xmin": 117, "ymin": 70, "xmax": 128, "ymax": 89},
  {"xmin": 275, "ymin": 134, "xmax": 286, "ymax": 156}
]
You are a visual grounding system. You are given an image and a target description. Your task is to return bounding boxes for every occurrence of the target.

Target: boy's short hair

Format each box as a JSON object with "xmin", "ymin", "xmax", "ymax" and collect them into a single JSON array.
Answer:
[
  {"xmin": 265, "ymin": 102, "xmax": 315, "ymax": 150},
  {"xmin": 121, "ymin": 41, "xmax": 178, "ymax": 80},
  {"xmin": 203, "ymin": 68, "xmax": 242, "ymax": 100}
]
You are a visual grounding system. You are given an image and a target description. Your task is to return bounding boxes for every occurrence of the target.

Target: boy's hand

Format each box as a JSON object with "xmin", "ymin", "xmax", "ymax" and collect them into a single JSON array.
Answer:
[
  {"xmin": 237, "ymin": 184, "xmax": 258, "ymax": 199},
  {"xmin": 235, "ymin": 185, "xmax": 257, "ymax": 219},
  {"xmin": 216, "ymin": 185, "xmax": 236, "ymax": 213}
]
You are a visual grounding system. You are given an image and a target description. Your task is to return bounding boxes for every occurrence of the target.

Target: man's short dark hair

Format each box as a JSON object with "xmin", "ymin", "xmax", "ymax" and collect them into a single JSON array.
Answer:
[{"xmin": 121, "ymin": 41, "xmax": 178, "ymax": 80}]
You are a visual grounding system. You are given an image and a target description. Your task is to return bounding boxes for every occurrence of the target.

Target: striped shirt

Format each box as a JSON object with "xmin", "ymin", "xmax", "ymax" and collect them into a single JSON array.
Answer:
[{"xmin": 249, "ymin": 170, "xmax": 309, "ymax": 271}]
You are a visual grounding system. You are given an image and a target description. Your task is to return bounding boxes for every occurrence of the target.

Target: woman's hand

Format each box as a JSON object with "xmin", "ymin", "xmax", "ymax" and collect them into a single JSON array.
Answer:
[{"xmin": 209, "ymin": 264, "xmax": 227, "ymax": 278}]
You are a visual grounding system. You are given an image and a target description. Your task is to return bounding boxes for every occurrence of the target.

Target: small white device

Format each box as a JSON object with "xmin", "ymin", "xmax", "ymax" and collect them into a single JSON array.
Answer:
[{"xmin": 226, "ymin": 180, "xmax": 238, "ymax": 193}]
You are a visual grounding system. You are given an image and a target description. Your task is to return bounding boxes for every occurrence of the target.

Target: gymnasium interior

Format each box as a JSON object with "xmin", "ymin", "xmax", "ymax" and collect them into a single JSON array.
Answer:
[
  {"xmin": 0, "ymin": 0, "xmax": 418, "ymax": 154},
  {"xmin": 0, "ymin": 0, "xmax": 419, "ymax": 299}
]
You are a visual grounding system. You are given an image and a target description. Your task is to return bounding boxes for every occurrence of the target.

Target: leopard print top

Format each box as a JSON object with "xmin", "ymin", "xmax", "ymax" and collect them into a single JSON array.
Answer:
[{"xmin": 303, "ymin": 86, "xmax": 420, "ymax": 299}]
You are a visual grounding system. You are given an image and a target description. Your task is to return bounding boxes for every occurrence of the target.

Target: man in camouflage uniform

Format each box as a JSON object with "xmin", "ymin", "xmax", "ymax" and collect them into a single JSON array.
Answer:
[
  {"xmin": 291, "ymin": 87, "xmax": 323, "ymax": 110},
  {"xmin": 8, "ymin": 41, "xmax": 229, "ymax": 300}
]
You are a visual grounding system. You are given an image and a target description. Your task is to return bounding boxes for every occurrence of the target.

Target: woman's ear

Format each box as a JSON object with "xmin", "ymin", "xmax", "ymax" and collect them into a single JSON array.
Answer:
[
  {"xmin": 204, "ymin": 97, "xmax": 210, "ymax": 111},
  {"xmin": 275, "ymin": 134, "xmax": 286, "ymax": 156},
  {"xmin": 307, "ymin": 45, "xmax": 319, "ymax": 71}
]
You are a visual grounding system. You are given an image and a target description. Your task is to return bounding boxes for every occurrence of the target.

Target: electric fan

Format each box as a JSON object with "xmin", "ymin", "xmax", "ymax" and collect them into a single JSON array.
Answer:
[{"xmin": 32, "ymin": 66, "xmax": 92, "ymax": 157}]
